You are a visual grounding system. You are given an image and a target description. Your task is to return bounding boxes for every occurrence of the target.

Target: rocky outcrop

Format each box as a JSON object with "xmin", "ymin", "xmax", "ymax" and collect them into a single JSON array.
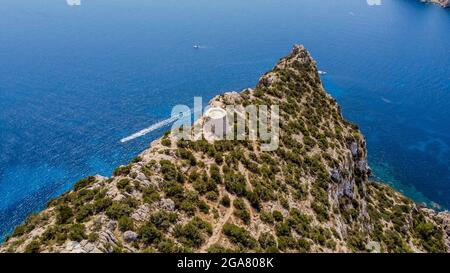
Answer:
[
  {"xmin": 123, "ymin": 231, "xmax": 138, "ymax": 243},
  {"xmin": 437, "ymin": 212, "xmax": 450, "ymax": 249},
  {"xmin": 62, "ymin": 240, "xmax": 103, "ymax": 254},
  {"xmin": 424, "ymin": 0, "xmax": 450, "ymax": 8},
  {"xmin": 1, "ymin": 45, "xmax": 448, "ymax": 253}
]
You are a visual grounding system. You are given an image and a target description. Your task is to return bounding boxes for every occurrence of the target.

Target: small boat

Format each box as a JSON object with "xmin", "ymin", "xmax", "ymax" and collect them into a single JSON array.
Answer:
[
  {"xmin": 318, "ymin": 70, "xmax": 327, "ymax": 75},
  {"xmin": 193, "ymin": 45, "xmax": 200, "ymax": 49}
]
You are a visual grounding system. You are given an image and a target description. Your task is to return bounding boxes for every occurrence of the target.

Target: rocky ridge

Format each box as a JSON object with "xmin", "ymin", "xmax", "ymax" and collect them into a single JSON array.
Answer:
[{"xmin": 1, "ymin": 45, "xmax": 449, "ymax": 253}]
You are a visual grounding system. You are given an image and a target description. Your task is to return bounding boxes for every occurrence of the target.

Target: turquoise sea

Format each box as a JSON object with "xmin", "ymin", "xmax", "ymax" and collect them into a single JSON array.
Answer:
[{"xmin": 0, "ymin": 0, "xmax": 449, "ymax": 240}]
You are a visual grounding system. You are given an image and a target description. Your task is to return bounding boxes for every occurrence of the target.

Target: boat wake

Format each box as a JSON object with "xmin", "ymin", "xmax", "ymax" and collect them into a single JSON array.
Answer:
[
  {"xmin": 120, "ymin": 115, "xmax": 180, "ymax": 143},
  {"xmin": 120, "ymin": 109, "xmax": 195, "ymax": 143},
  {"xmin": 193, "ymin": 45, "xmax": 207, "ymax": 49}
]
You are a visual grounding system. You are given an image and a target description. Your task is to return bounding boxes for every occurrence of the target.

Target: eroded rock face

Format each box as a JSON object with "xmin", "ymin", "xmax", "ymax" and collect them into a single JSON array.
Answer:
[
  {"xmin": 330, "ymin": 168, "xmax": 341, "ymax": 182},
  {"xmin": 131, "ymin": 205, "xmax": 151, "ymax": 222},
  {"xmin": 328, "ymin": 139, "xmax": 370, "ymax": 203},
  {"xmin": 62, "ymin": 240, "xmax": 102, "ymax": 253},
  {"xmin": 123, "ymin": 231, "xmax": 138, "ymax": 243},
  {"xmin": 135, "ymin": 172, "xmax": 150, "ymax": 184},
  {"xmin": 259, "ymin": 73, "xmax": 278, "ymax": 87},
  {"xmin": 106, "ymin": 220, "xmax": 117, "ymax": 231},
  {"xmin": 438, "ymin": 212, "xmax": 450, "ymax": 249},
  {"xmin": 350, "ymin": 142, "xmax": 359, "ymax": 157},
  {"xmin": 156, "ymin": 198, "xmax": 175, "ymax": 211}
]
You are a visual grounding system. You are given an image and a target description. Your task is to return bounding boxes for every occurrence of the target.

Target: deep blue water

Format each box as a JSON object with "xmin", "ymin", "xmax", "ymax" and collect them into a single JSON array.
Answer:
[{"xmin": 0, "ymin": 0, "xmax": 449, "ymax": 240}]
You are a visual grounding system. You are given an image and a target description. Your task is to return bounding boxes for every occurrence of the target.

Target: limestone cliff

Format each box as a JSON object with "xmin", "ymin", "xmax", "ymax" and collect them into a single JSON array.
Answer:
[{"xmin": 1, "ymin": 45, "xmax": 449, "ymax": 253}]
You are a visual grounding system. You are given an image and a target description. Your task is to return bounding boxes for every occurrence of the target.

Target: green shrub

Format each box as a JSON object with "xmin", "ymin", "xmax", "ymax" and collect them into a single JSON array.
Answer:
[
  {"xmin": 40, "ymin": 227, "xmax": 57, "ymax": 243},
  {"xmin": 162, "ymin": 138, "xmax": 172, "ymax": 147},
  {"xmin": 277, "ymin": 236, "xmax": 297, "ymax": 251},
  {"xmin": 157, "ymin": 238, "xmax": 185, "ymax": 253},
  {"xmin": 224, "ymin": 170, "xmax": 247, "ymax": 196},
  {"xmin": 94, "ymin": 197, "xmax": 113, "ymax": 213},
  {"xmin": 75, "ymin": 204, "xmax": 94, "ymax": 222},
  {"xmin": 297, "ymin": 238, "xmax": 311, "ymax": 252},
  {"xmin": 142, "ymin": 185, "xmax": 160, "ymax": 204},
  {"xmin": 113, "ymin": 165, "xmax": 131, "ymax": 176},
  {"xmin": 121, "ymin": 196, "xmax": 139, "ymax": 209},
  {"xmin": 258, "ymin": 232, "xmax": 277, "ymax": 250},
  {"xmin": 233, "ymin": 198, "xmax": 250, "ymax": 225},
  {"xmin": 193, "ymin": 173, "xmax": 217, "ymax": 194},
  {"xmin": 245, "ymin": 191, "xmax": 261, "ymax": 210},
  {"xmin": 222, "ymin": 223, "xmax": 258, "ymax": 249},
  {"xmin": 413, "ymin": 214, "xmax": 446, "ymax": 253},
  {"xmin": 177, "ymin": 148, "xmax": 197, "ymax": 166},
  {"xmin": 207, "ymin": 244, "xmax": 234, "ymax": 253},
  {"xmin": 260, "ymin": 211, "xmax": 274, "ymax": 224},
  {"xmin": 288, "ymin": 208, "xmax": 311, "ymax": 235},
  {"xmin": 279, "ymin": 196, "xmax": 290, "ymax": 210},
  {"xmin": 106, "ymin": 201, "xmax": 132, "ymax": 220},
  {"xmin": 275, "ymin": 222, "xmax": 291, "ymax": 237},
  {"xmin": 346, "ymin": 231, "xmax": 366, "ymax": 252},
  {"xmin": 161, "ymin": 181, "xmax": 184, "ymax": 199},
  {"xmin": 88, "ymin": 232, "xmax": 99, "ymax": 243},
  {"xmin": 174, "ymin": 217, "xmax": 212, "ymax": 248},
  {"xmin": 131, "ymin": 156, "xmax": 142, "ymax": 163},
  {"xmin": 198, "ymin": 200, "xmax": 210, "ymax": 214},
  {"xmin": 73, "ymin": 189, "xmax": 97, "ymax": 205},
  {"xmin": 205, "ymin": 191, "xmax": 218, "ymax": 201},
  {"xmin": 150, "ymin": 211, "xmax": 178, "ymax": 231},
  {"xmin": 25, "ymin": 240, "xmax": 41, "ymax": 253},
  {"xmin": 74, "ymin": 176, "xmax": 96, "ymax": 191},
  {"xmin": 311, "ymin": 202, "xmax": 329, "ymax": 222},
  {"xmin": 178, "ymin": 191, "xmax": 200, "ymax": 216},
  {"xmin": 12, "ymin": 224, "xmax": 27, "ymax": 237},
  {"xmin": 214, "ymin": 153, "xmax": 224, "ymax": 165},
  {"xmin": 209, "ymin": 164, "xmax": 222, "ymax": 184},
  {"xmin": 56, "ymin": 204, "xmax": 73, "ymax": 224},
  {"xmin": 160, "ymin": 160, "xmax": 182, "ymax": 182},
  {"xmin": 68, "ymin": 223, "xmax": 86, "ymax": 242},
  {"xmin": 179, "ymin": 202, "xmax": 196, "ymax": 216},
  {"xmin": 117, "ymin": 178, "xmax": 132, "ymax": 192},
  {"xmin": 138, "ymin": 223, "xmax": 163, "ymax": 245},
  {"xmin": 118, "ymin": 216, "xmax": 134, "ymax": 231},
  {"xmin": 272, "ymin": 210, "xmax": 284, "ymax": 222},
  {"xmin": 220, "ymin": 194, "xmax": 231, "ymax": 207}
]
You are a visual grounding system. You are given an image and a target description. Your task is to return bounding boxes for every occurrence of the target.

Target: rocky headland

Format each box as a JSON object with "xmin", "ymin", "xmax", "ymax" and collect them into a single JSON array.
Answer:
[{"xmin": 1, "ymin": 45, "xmax": 449, "ymax": 253}]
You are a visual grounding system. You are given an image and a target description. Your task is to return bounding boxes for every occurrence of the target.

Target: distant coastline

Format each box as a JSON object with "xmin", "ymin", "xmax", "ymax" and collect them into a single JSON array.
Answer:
[{"xmin": 423, "ymin": 0, "xmax": 450, "ymax": 8}]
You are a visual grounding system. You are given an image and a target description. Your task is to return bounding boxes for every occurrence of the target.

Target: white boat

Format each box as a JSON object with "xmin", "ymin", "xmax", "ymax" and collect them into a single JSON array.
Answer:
[
  {"xmin": 318, "ymin": 70, "xmax": 327, "ymax": 75},
  {"xmin": 193, "ymin": 45, "xmax": 200, "ymax": 49}
]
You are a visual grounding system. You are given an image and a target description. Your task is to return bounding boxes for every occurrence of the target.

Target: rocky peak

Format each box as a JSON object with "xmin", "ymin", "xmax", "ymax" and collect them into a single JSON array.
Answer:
[{"xmin": 1, "ymin": 45, "xmax": 448, "ymax": 253}]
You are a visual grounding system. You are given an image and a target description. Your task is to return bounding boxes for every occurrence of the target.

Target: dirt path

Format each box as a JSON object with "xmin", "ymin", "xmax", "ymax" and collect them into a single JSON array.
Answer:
[{"xmin": 201, "ymin": 196, "xmax": 235, "ymax": 252}]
